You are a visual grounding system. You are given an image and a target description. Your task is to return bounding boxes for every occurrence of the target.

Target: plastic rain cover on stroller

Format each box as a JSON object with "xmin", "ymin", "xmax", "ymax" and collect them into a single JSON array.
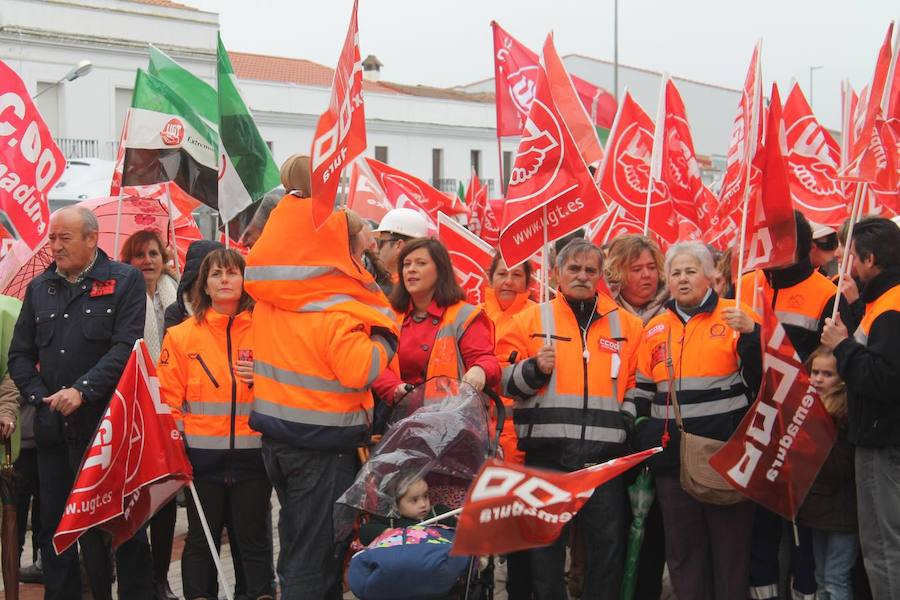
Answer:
[{"xmin": 335, "ymin": 377, "xmax": 492, "ymax": 540}]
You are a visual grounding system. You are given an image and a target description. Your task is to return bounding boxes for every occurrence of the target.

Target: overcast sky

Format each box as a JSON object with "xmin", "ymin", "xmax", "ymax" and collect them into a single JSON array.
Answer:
[{"xmin": 191, "ymin": 0, "xmax": 897, "ymax": 131}]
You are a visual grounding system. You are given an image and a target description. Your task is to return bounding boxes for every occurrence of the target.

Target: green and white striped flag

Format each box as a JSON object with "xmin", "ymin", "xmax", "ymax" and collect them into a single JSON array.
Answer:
[
  {"xmin": 216, "ymin": 34, "xmax": 280, "ymax": 223},
  {"xmin": 124, "ymin": 68, "xmax": 219, "ymax": 206},
  {"xmin": 138, "ymin": 41, "xmax": 280, "ymax": 223}
]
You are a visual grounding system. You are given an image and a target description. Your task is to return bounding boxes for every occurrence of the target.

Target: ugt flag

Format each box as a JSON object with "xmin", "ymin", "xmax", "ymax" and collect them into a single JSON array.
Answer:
[
  {"xmin": 709, "ymin": 296, "xmax": 836, "ymax": 520},
  {"xmin": 53, "ymin": 340, "xmax": 192, "ymax": 554},
  {"xmin": 0, "ymin": 58, "xmax": 65, "ymax": 249},
  {"xmin": 451, "ymin": 448, "xmax": 659, "ymax": 556},
  {"xmin": 437, "ymin": 213, "xmax": 493, "ymax": 305},
  {"xmin": 498, "ymin": 53, "xmax": 606, "ymax": 269}
]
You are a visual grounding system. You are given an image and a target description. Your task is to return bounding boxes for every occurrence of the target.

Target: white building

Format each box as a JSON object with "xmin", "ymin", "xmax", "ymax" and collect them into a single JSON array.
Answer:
[{"xmin": 1, "ymin": 0, "xmax": 744, "ymax": 200}]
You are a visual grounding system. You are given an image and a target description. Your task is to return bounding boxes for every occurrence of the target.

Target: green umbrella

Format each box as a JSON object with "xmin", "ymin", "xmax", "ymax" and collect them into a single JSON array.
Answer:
[{"xmin": 621, "ymin": 467, "xmax": 655, "ymax": 600}]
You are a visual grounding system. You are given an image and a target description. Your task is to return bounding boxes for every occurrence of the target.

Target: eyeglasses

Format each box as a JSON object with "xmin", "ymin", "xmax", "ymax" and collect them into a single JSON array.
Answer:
[{"xmin": 377, "ymin": 236, "xmax": 401, "ymax": 250}]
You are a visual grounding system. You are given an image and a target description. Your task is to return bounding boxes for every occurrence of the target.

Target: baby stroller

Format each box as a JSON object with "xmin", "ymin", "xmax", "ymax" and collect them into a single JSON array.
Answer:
[{"xmin": 335, "ymin": 376, "xmax": 505, "ymax": 600}]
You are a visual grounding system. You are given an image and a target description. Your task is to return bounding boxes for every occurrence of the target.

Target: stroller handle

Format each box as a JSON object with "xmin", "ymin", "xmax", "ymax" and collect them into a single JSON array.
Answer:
[{"xmin": 481, "ymin": 387, "xmax": 505, "ymax": 459}]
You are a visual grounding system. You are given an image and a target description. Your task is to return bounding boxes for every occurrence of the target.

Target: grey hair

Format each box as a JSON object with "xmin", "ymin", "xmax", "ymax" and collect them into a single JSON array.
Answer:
[
  {"xmin": 55, "ymin": 205, "xmax": 99, "ymax": 236},
  {"xmin": 556, "ymin": 238, "xmax": 604, "ymax": 270},
  {"xmin": 664, "ymin": 241, "xmax": 716, "ymax": 278},
  {"xmin": 78, "ymin": 207, "xmax": 100, "ymax": 235}
]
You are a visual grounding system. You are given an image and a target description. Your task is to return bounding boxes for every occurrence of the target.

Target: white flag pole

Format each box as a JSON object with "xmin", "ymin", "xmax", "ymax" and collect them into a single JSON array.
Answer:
[
  {"xmin": 418, "ymin": 506, "xmax": 463, "ymax": 527},
  {"xmin": 541, "ymin": 205, "xmax": 550, "ymax": 305},
  {"xmin": 643, "ymin": 74, "xmax": 668, "ymax": 237},
  {"xmin": 831, "ymin": 185, "xmax": 864, "ymax": 321},
  {"xmin": 188, "ymin": 481, "xmax": 234, "ymax": 600},
  {"xmin": 113, "ymin": 194, "xmax": 124, "ymax": 260},
  {"xmin": 732, "ymin": 40, "xmax": 763, "ymax": 312},
  {"xmin": 164, "ymin": 183, "xmax": 180, "ymax": 277}
]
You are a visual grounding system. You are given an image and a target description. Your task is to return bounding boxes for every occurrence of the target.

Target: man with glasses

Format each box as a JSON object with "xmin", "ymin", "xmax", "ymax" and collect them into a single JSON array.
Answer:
[{"xmin": 374, "ymin": 208, "xmax": 429, "ymax": 294}]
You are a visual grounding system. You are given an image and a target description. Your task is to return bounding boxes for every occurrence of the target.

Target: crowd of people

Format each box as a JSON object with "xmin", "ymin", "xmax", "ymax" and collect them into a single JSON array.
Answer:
[{"xmin": 0, "ymin": 152, "xmax": 896, "ymax": 600}]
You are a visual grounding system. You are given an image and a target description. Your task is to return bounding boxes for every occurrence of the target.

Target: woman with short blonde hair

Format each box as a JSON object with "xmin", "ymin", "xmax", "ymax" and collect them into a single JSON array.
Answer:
[{"xmin": 605, "ymin": 234, "xmax": 667, "ymax": 324}]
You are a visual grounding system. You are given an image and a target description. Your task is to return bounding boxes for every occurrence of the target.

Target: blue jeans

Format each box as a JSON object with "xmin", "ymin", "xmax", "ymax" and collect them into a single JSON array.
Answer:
[
  {"xmin": 261, "ymin": 440, "xmax": 355, "ymax": 600},
  {"xmin": 811, "ymin": 530, "xmax": 858, "ymax": 600},
  {"xmin": 855, "ymin": 445, "xmax": 900, "ymax": 599}
]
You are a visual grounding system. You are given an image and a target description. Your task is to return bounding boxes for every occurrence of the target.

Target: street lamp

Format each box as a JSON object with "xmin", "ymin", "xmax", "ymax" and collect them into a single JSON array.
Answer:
[
  {"xmin": 809, "ymin": 65, "xmax": 823, "ymax": 108},
  {"xmin": 33, "ymin": 60, "xmax": 93, "ymax": 98}
]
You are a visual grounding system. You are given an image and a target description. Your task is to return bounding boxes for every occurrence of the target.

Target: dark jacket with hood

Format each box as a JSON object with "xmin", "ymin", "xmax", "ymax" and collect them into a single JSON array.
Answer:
[
  {"xmin": 833, "ymin": 266, "xmax": 900, "ymax": 447},
  {"xmin": 163, "ymin": 240, "xmax": 224, "ymax": 331}
]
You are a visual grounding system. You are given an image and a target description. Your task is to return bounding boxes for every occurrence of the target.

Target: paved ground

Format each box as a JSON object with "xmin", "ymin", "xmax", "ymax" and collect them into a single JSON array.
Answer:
[{"xmin": 6, "ymin": 495, "xmax": 674, "ymax": 599}]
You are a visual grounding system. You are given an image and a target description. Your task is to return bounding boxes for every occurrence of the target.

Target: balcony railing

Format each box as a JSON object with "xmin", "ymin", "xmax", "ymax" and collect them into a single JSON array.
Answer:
[{"xmin": 53, "ymin": 138, "xmax": 118, "ymax": 161}]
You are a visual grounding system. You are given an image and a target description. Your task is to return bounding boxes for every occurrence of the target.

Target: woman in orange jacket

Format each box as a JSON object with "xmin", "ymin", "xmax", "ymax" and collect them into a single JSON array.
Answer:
[
  {"xmin": 158, "ymin": 249, "xmax": 274, "ymax": 600},
  {"xmin": 480, "ymin": 252, "xmax": 534, "ymax": 464}
]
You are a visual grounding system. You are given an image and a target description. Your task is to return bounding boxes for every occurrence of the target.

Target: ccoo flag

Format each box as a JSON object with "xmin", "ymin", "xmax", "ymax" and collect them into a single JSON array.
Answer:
[
  {"xmin": 709, "ymin": 290, "xmax": 836, "ymax": 520},
  {"xmin": 309, "ymin": 0, "xmax": 367, "ymax": 227},
  {"xmin": 451, "ymin": 449, "xmax": 659, "ymax": 556}
]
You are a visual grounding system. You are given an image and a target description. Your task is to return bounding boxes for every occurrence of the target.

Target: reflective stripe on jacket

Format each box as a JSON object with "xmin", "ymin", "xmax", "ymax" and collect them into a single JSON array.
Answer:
[
  {"xmin": 424, "ymin": 301, "xmax": 486, "ymax": 380},
  {"xmin": 498, "ymin": 293, "xmax": 643, "ymax": 468},
  {"xmin": 482, "ymin": 288, "xmax": 535, "ymax": 464},
  {"xmin": 157, "ymin": 309, "xmax": 263, "ymax": 482},
  {"xmin": 739, "ymin": 265, "xmax": 840, "ymax": 360},
  {"xmin": 633, "ymin": 292, "xmax": 761, "ymax": 473},
  {"xmin": 244, "ymin": 196, "xmax": 399, "ymax": 451}
]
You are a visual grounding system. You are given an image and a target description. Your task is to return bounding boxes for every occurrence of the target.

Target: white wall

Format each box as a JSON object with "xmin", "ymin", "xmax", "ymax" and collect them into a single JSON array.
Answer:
[{"xmin": 0, "ymin": 0, "xmax": 521, "ymax": 194}]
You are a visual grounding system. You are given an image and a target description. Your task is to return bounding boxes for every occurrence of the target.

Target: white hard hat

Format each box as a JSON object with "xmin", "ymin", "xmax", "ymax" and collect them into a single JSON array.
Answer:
[
  {"xmin": 810, "ymin": 222, "xmax": 836, "ymax": 240},
  {"xmin": 375, "ymin": 208, "xmax": 429, "ymax": 238}
]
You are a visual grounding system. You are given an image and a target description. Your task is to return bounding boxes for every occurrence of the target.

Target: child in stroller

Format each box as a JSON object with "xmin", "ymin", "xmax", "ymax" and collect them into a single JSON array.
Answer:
[
  {"xmin": 359, "ymin": 474, "xmax": 457, "ymax": 546},
  {"xmin": 336, "ymin": 377, "xmax": 504, "ymax": 600}
]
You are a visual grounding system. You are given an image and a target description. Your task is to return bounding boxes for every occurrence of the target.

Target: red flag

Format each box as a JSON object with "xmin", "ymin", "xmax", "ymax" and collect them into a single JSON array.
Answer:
[
  {"xmin": 362, "ymin": 157, "xmax": 467, "ymax": 232},
  {"xmin": 464, "ymin": 167, "xmax": 484, "ymax": 208},
  {"xmin": 709, "ymin": 292, "xmax": 836, "ymax": 520},
  {"xmin": 542, "ymin": 34, "xmax": 604, "ymax": 166},
  {"xmin": 841, "ymin": 23, "xmax": 894, "ymax": 181},
  {"xmin": 54, "ymin": 340, "xmax": 192, "ymax": 554},
  {"xmin": 587, "ymin": 204, "xmax": 644, "ymax": 246},
  {"xmin": 596, "ymin": 92, "xmax": 676, "ymax": 242},
  {"xmin": 660, "ymin": 79, "xmax": 712, "ymax": 238},
  {"xmin": 736, "ymin": 84, "xmax": 797, "ymax": 274},
  {"xmin": 465, "ymin": 170, "xmax": 501, "ymax": 246},
  {"xmin": 783, "ymin": 83, "xmax": 849, "ymax": 228},
  {"xmin": 0, "ymin": 59, "xmax": 65, "ymax": 249},
  {"xmin": 498, "ymin": 59, "xmax": 607, "ymax": 268},
  {"xmin": 491, "ymin": 22, "xmax": 615, "ymax": 138},
  {"xmin": 346, "ymin": 158, "xmax": 395, "ymax": 224},
  {"xmin": 309, "ymin": 0, "xmax": 367, "ymax": 227},
  {"xmin": 451, "ymin": 448, "xmax": 659, "ymax": 556},
  {"xmin": 717, "ymin": 42, "xmax": 764, "ymax": 224},
  {"xmin": 109, "ymin": 109, "xmax": 130, "ymax": 198},
  {"xmin": 437, "ymin": 213, "xmax": 493, "ymax": 305}
]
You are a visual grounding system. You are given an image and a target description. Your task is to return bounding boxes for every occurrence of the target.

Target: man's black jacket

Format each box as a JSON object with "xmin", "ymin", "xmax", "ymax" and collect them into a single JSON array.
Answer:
[
  {"xmin": 833, "ymin": 266, "xmax": 900, "ymax": 447},
  {"xmin": 8, "ymin": 249, "xmax": 146, "ymax": 446}
]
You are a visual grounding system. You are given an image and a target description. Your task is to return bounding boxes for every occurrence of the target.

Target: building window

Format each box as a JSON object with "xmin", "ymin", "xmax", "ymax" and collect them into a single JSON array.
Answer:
[
  {"xmin": 375, "ymin": 145, "xmax": 388, "ymax": 163},
  {"xmin": 35, "ymin": 82, "xmax": 60, "ymax": 135},
  {"xmin": 470, "ymin": 149, "xmax": 481, "ymax": 176},
  {"xmin": 432, "ymin": 148, "xmax": 443, "ymax": 183},
  {"xmin": 502, "ymin": 151, "xmax": 513, "ymax": 195}
]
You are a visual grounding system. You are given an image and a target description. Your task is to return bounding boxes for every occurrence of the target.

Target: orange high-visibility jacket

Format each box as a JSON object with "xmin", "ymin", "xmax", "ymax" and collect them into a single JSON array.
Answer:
[
  {"xmin": 158, "ymin": 309, "xmax": 263, "ymax": 481},
  {"xmin": 482, "ymin": 288, "xmax": 534, "ymax": 464},
  {"xmin": 632, "ymin": 292, "xmax": 762, "ymax": 473},
  {"xmin": 244, "ymin": 196, "xmax": 399, "ymax": 451},
  {"xmin": 497, "ymin": 293, "xmax": 643, "ymax": 467},
  {"xmin": 739, "ymin": 267, "xmax": 841, "ymax": 360}
]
